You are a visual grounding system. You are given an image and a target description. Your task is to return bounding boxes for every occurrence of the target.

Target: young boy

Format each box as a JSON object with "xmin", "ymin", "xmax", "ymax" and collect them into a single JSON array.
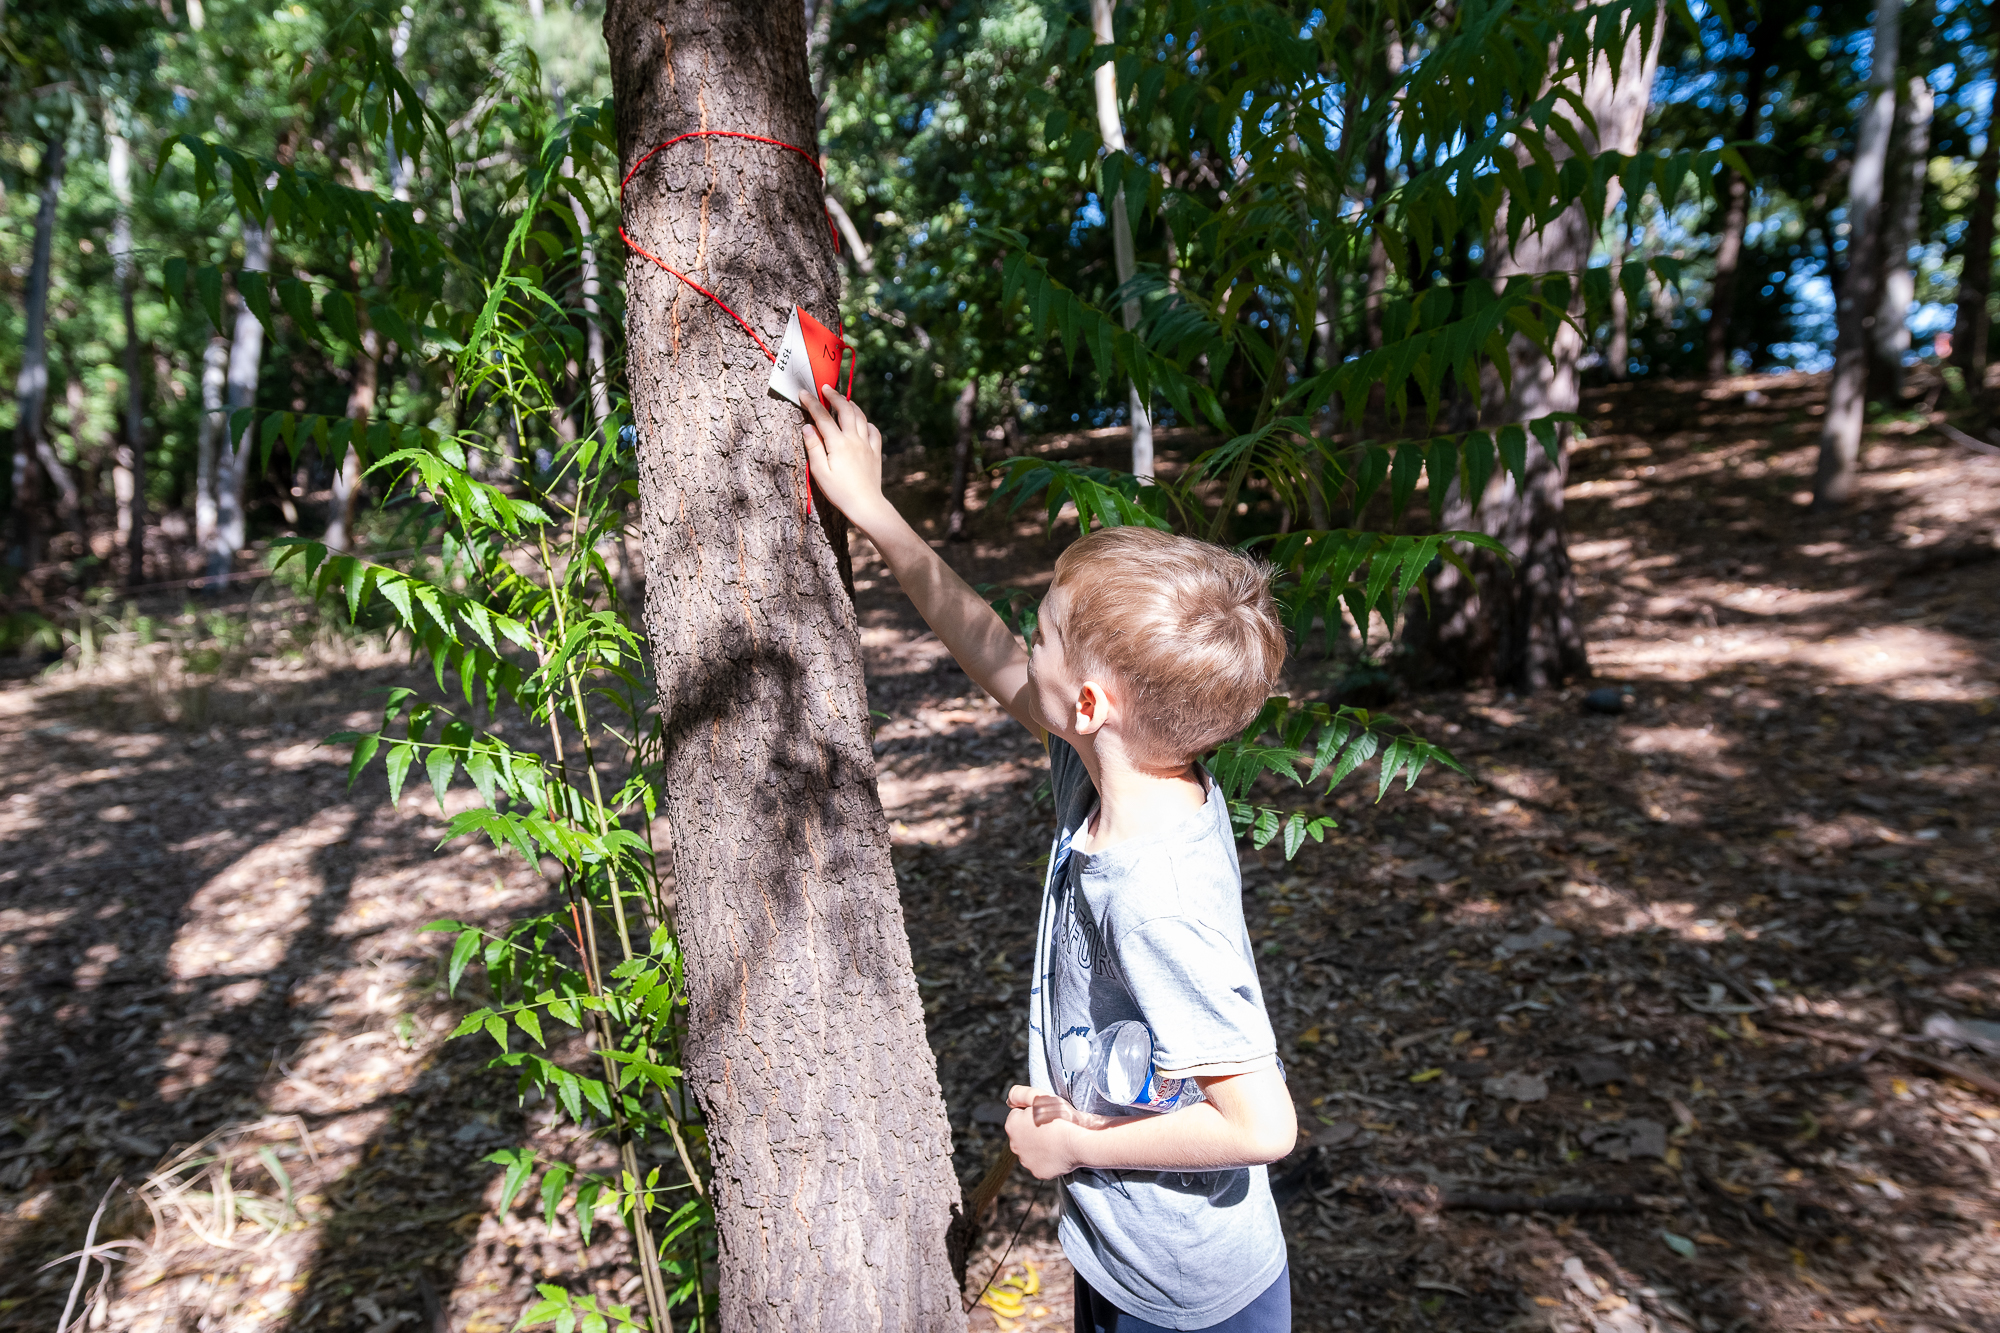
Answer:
[{"xmin": 801, "ymin": 389, "xmax": 1296, "ymax": 1332}]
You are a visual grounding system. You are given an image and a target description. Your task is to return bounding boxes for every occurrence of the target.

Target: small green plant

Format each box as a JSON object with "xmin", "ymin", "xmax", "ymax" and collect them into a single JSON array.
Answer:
[
  {"xmin": 263, "ymin": 99, "xmax": 707, "ymax": 1331},
  {"xmin": 173, "ymin": 27, "xmax": 709, "ymax": 1330},
  {"xmin": 2, "ymin": 610, "xmax": 60, "ymax": 658}
]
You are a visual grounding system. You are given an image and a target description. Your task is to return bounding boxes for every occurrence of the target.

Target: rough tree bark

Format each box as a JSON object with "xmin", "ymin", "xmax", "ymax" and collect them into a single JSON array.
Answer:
[
  {"xmin": 1871, "ymin": 67, "xmax": 1933, "ymax": 401},
  {"xmin": 1951, "ymin": 120, "xmax": 1998, "ymax": 390},
  {"xmin": 1091, "ymin": 0, "xmax": 1154, "ymax": 479},
  {"xmin": 1404, "ymin": 12, "xmax": 1659, "ymax": 690},
  {"xmin": 9, "ymin": 134, "xmax": 65, "ymax": 571},
  {"xmin": 604, "ymin": 3, "xmax": 964, "ymax": 1329},
  {"xmin": 109, "ymin": 125, "xmax": 149, "ymax": 584},
  {"xmin": 1814, "ymin": 0, "xmax": 1900, "ymax": 508},
  {"xmin": 1703, "ymin": 20, "xmax": 1771, "ymax": 380},
  {"xmin": 210, "ymin": 221, "xmax": 270, "ymax": 584}
]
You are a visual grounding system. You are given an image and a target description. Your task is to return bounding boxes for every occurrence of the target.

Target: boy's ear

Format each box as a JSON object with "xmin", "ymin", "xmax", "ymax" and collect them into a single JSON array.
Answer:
[{"xmin": 1073, "ymin": 679, "xmax": 1113, "ymax": 736}]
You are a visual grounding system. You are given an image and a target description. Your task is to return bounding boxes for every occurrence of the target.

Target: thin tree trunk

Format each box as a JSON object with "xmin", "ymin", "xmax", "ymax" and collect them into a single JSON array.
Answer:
[
  {"xmin": 9, "ymin": 134, "xmax": 65, "ymax": 571},
  {"xmin": 1091, "ymin": 0, "xmax": 1153, "ymax": 479},
  {"xmin": 571, "ymin": 190, "xmax": 614, "ymax": 430},
  {"xmin": 210, "ymin": 221, "xmax": 270, "ymax": 584},
  {"xmin": 1951, "ymin": 121, "xmax": 1998, "ymax": 389},
  {"xmin": 604, "ymin": 3, "xmax": 963, "ymax": 1330},
  {"xmin": 1704, "ymin": 26, "xmax": 1770, "ymax": 379},
  {"xmin": 1406, "ymin": 9, "xmax": 1659, "ymax": 690},
  {"xmin": 82, "ymin": 375, "xmax": 138, "ymax": 568},
  {"xmin": 108, "ymin": 127, "xmax": 149, "ymax": 585},
  {"xmin": 195, "ymin": 337, "xmax": 229, "ymax": 557},
  {"xmin": 1362, "ymin": 26, "xmax": 1404, "ymax": 361},
  {"xmin": 1872, "ymin": 69, "xmax": 1933, "ymax": 400},
  {"xmin": 325, "ymin": 313, "xmax": 378, "ymax": 554},
  {"xmin": 1815, "ymin": 1, "xmax": 1901, "ymax": 508},
  {"xmin": 68, "ymin": 377, "xmax": 102, "ymax": 540},
  {"xmin": 35, "ymin": 433, "xmax": 87, "ymax": 560},
  {"xmin": 824, "ymin": 193, "xmax": 873, "ymax": 273},
  {"xmin": 945, "ymin": 378, "xmax": 977, "ymax": 541},
  {"xmin": 1608, "ymin": 209, "xmax": 1632, "ymax": 379}
]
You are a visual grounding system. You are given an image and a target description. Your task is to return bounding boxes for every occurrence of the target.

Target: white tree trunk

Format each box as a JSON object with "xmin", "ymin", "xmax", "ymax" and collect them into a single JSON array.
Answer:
[
  {"xmin": 109, "ymin": 126, "xmax": 149, "ymax": 584},
  {"xmin": 9, "ymin": 134, "xmax": 65, "ymax": 571},
  {"xmin": 1091, "ymin": 0, "xmax": 1154, "ymax": 478},
  {"xmin": 1815, "ymin": 0, "xmax": 1901, "ymax": 507},
  {"xmin": 210, "ymin": 221, "xmax": 270, "ymax": 584},
  {"xmin": 195, "ymin": 337, "xmax": 229, "ymax": 556},
  {"xmin": 1872, "ymin": 71, "xmax": 1933, "ymax": 399}
]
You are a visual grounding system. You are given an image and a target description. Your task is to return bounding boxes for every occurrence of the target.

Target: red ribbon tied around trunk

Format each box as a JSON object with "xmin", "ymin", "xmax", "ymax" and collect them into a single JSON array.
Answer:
[{"xmin": 617, "ymin": 129, "xmax": 854, "ymax": 400}]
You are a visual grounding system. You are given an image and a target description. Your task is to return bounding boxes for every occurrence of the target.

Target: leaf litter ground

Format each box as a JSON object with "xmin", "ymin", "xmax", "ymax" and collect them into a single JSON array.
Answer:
[{"xmin": 2, "ymin": 370, "xmax": 1998, "ymax": 1333}]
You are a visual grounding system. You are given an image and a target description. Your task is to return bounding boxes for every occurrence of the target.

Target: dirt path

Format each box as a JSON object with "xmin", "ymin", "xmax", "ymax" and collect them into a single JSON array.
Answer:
[{"xmin": 4, "ymin": 371, "xmax": 1999, "ymax": 1333}]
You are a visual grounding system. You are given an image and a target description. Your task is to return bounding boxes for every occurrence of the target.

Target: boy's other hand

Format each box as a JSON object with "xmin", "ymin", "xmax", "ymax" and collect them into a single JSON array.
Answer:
[
  {"xmin": 800, "ymin": 386, "xmax": 888, "ymax": 527},
  {"xmin": 1004, "ymin": 1084, "xmax": 1093, "ymax": 1179}
]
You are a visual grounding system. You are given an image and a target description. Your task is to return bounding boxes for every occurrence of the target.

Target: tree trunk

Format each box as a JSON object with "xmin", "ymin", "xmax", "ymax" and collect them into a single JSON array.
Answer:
[
  {"xmin": 1703, "ymin": 23, "xmax": 1770, "ymax": 379},
  {"xmin": 195, "ymin": 337, "xmax": 229, "ymax": 559},
  {"xmin": 1871, "ymin": 69, "xmax": 1933, "ymax": 400},
  {"xmin": 1814, "ymin": 1, "xmax": 1900, "ymax": 508},
  {"xmin": 1091, "ymin": 0, "xmax": 1154, "ymax": 479},
  {"xmin": 68, "ymin": 377, "xmax": 102, "ymax": 540},
  {"xmin": 9, "ymin": 134, "xmax": 65, "ymax": 571},
  {"xmin": 571, "ymin": 188, "xmax": 615, "ymax": 430},
  {"xmin": 325, "ymin": 310, "xmax": 378, "ymax": 554},
  {"xmin": 1405, "ymin": 10, "xmax": 1659, "ymax": 691},
  {"xmin": 35, "ymin": 429, "xmax": 87, "ymax": 562},
  {"xmin": 1951, "ymin": 121, "xmax": 1998, "ymax": 390},
  {"xmin": 945, "ymin": 378, "xmax": 977, "ymax": 541},
  {"xmin": 1360, "ymin": 33, "xmax": 1402, "ymax": 360},
  {"xmin": 107, "ymin": 127, "xmax": 151, "ymax": 585},
  {"xmin": 604, "ymin": 4, "xmax": 963, "ymax": 1330},
  {"xmin": 210, "ymin": 221, "xmax": 271, "ymax": 584},
  {"xmin": 1608, "ymin": 211, "xmax": 1632, "ymax": 379}
]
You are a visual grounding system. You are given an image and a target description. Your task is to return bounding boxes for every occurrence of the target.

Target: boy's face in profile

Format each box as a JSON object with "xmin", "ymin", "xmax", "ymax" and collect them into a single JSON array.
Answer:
[{"xmin": 1027, "ymin": 586, "xmax": 1086, "ymax": 740}]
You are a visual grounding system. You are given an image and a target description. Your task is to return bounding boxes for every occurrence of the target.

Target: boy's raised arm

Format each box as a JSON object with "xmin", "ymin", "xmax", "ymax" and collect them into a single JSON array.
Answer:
[{"xmin": 800, "ymin": 388, "xmax": 1041, "ymax": 735}]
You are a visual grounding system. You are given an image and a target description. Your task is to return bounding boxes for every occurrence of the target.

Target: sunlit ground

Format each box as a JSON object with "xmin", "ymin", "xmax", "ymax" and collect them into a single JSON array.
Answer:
[{"xmin": 2, "ymin": 369, "xmax": 1997, "ymax": 1332}]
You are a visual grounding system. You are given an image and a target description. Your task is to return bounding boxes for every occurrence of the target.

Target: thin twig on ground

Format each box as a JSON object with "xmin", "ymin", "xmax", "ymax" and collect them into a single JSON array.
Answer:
[{"xmin": 56, "ymin": 1177, "xmax": 121, "ymax": 1333}]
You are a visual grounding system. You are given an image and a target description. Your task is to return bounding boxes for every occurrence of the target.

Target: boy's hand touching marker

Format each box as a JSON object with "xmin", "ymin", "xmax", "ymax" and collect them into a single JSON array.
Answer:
[{"xmin": 800, "ymin": 386, "xmax": 889, "ymax": 529}]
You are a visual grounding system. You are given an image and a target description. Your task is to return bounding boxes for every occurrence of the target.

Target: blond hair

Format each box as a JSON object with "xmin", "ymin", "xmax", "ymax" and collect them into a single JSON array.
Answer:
[{"xmin": 1049, "ymin": 526, "xmax": 1285, "ymax": 764}]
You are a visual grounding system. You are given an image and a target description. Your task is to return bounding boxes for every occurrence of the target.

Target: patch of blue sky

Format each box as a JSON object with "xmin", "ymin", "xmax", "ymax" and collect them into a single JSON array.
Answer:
[
  {"xmin": 1764, "ymin": 343, "xmax": 1833, "ymax": 373},
  {"xmin": 1954, "ymin": 77, "xmax": 1996, "ymax": 156},
  {"xmin": 1908, "ymin": 302, "xmax": 1956, "ymax": 346},
  {"xmin": 1071, "ymin": 193, "xmax": 1106, "ymax": 248},
  {"xmin": 1778, "ymin": 266, "xmax": 1835, "ymax": 369}
]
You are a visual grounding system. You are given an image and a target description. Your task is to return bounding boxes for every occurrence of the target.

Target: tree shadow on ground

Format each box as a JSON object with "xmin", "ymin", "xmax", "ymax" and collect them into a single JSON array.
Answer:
[{"xmin": 0, "ymin": 625, "xmax": 662, "ymax": 1332}]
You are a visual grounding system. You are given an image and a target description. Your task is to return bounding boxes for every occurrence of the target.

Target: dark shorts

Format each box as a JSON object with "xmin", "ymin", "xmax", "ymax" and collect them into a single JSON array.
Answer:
[{"xmin": 1074, "ymin": 1265, "xmax": 1290, "ymax": 1333}]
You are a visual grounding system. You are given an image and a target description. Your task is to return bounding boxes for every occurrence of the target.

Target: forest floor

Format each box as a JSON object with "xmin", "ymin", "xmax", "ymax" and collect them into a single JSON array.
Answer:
[{"xmin": 2, "ymin": 369, "xmax": 1998, "ymax": 1333}]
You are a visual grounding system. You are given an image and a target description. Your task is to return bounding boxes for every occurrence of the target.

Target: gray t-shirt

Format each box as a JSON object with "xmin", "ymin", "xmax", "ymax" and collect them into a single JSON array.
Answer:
[{"xmin": 1027, "ymin": 737, "xmax": 1286, "ymax": 1329}]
